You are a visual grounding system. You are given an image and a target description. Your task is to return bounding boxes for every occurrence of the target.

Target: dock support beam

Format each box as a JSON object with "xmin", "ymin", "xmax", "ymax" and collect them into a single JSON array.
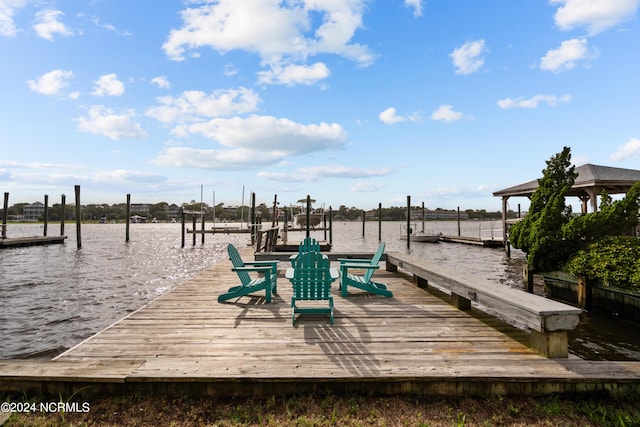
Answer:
[
  {"xmin": 531, "ymin": 330, "xmax": 569, "ymax": 359},
  {"xmin": 75, "ymin": 185, "xmax": 81, "ymax": 250},
  {"xmin": 2, "ymin": 192, "xmax": 8, "ymax": 239}
]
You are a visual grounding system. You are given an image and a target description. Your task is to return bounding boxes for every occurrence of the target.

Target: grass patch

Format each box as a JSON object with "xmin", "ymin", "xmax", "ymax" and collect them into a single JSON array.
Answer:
[{"xmin": 3, "ymin": 392, "xmax": 640, "ymax": 426}]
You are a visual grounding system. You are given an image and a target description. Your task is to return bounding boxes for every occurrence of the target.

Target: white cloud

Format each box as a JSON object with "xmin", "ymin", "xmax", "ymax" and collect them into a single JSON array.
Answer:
[
  {"xmin": 257, "ymin": 62, "xmax": 330, "ymax": 86},
  {"xmin": 27, "ymin": 69, "xmax": 73, "ymax": 95},
  {"xmin": 257, "ymin": 171, "xmax": 308, "ymax": 183},
  {"xmin": 405, "ymin": 0, "xmax": 423, "ymax": 17},
  {"xmin": 224, "ymin": 63, "xmax": 239, "ymax": 76},
  {"xmin": 92, "ymin": 169, "xmax": 166, "ymax": 184},
  {"xmin": 258, "ymin": 166, "xmax": 391, "ymax": 184},
  {"xmin": 151, "ymin": 76, "xmax": 171, "ymax": 89},
  {"xmin": 33, "ymin": 9, "xmax": 73, "ymax": 41},
  {"xmin": 0, "ymin": 0, "xmax": 28, "ymax": 37},
  {"xmin": 304, "ymin": 165, "xmax": 391, "ymax": 178},
  {"xmin": 539, "ymin": 38, "xmax": 597, "ymax": 72},
  {"xmin": 609, "ymin": 138, "xmax": 640, "ymax": 161},
  {"xmin": 0, "ymin": 160, "xmax": 84, "ymax": 170},
  {"xmin": 379, "ymin": 107, "xmax": 404, "ymax": 124},
  {"xmin": 184, "ymin": 115, "xmax": 346, "ymax": 151},
  {"xmin": 550, "ymin": 0, "xmax": 640, "ymax": 35},
  {"xmin": 351, "ymin": 181, "xmax": 385, "ymax": 192},
  {"xmin": 75, "ymin": 105, "xmax": 148, "ymax": 140},
  {"xmin": 450, "ymin": 39, "xmax": 486, "ymax": 75},
  {"xmin": 497, "ymin": 94, "xmax": 572, "ymax": 109},
  {"xmin": 379, "ymin": 107, "xmax": 421, "ymax": 124},
  {"xmin": 431, "ymin": 105, "xmax": 463, "ymax": 122},
  {"xmin": 152, "ymin": 115, "xmax": 348, "ymax": 170},
  {"xmin": 162, "ymin": 0, "xmax": 374, "ymax": 85},
  {"xmin": 146, "ymin": 87, "xmax": 260, "ymax": 124},
  {"xmin": 92, "ymin": 74, "xmax": 125, "ymax": 96}
]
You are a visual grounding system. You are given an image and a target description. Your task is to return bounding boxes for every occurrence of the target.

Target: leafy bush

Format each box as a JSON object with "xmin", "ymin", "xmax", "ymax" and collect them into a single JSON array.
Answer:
[
  {"xmin": 562, "ymin": 182, "xmax": 640, "ymax": 243},
  {"xmin": 564, "ymin": 236, "xmax": 640, "ymax": 290}
]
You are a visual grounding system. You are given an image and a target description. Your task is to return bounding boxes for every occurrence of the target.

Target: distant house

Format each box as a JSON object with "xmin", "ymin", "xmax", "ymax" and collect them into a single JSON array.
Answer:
[
  {"xmin": 23, "ymin": 201, "xmax": 45, "ymax": 221},
  {"xmin": 165, "ymin": 203, "xmax": 180, "ymax": 220},
  {"xmin": 130, "ymin": 204, "xmax": 150, "ymax": 220}
]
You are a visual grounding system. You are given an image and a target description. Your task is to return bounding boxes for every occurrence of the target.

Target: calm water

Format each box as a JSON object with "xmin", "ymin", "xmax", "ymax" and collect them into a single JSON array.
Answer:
[{"xmin": 1, "ymin": 221, "xmax": 638, "ymax": 361}]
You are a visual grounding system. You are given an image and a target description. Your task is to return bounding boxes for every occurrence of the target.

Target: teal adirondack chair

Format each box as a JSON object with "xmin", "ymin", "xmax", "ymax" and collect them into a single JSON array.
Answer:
[
  {"xmin": 339, "ymin": 243, "xmax": 392, "ymax": 297},
  {"xmin": 218, "ymin": 244, "xmax": 278, "ymax": 303},
  {"xmin": 286, "ymin": 250, "xmax": 338, "ymax": 325},
  {"xmin": 289, "ymin": 237, "xmax": 321, "ymax": 266}
]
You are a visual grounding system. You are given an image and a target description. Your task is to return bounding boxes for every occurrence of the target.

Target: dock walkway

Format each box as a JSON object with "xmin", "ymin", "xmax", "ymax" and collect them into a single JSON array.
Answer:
[{"xmin": 1, "ymin": 246, "xmax": 639, "ymax": 397}]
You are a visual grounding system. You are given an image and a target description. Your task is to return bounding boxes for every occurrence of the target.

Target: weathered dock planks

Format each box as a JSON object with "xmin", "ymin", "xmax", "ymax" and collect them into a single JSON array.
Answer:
[{"xmin": 1, "ymin": 246, "xmax": 639, "ymax": 397}]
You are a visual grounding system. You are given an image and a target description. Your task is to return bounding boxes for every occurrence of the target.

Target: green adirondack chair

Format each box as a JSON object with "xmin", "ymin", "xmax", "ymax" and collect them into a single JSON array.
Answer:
[
  {"xmin": 339, "ymin": 243, "xmax": 392, "ymax": 298},
  {"xmin": 289, "ymin": 237, "xmax": 321, "ymax": 266},
  {"xmin": 218, "ymin": 243, "xmax": 278, "ymax": 303},
  {"xmin": 286, "ymin": 250, "xmax": 338, "ymax": 325}
]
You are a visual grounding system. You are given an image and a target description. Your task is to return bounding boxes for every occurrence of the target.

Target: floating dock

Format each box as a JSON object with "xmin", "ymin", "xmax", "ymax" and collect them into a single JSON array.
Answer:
[
  {"xmin": 0, "ymin": 235, "xmax": 67, "ymax": 249},
  {"xmin": 187, "ymin": 227, "xmax": 251, "ymax": 234},
  {"xmin": 439, "ymin": 234, "xmax": 504, "ymax": 247},
  {"xmin": 1, "ymin": 246, "xmax": 639, "ymax": 397}
]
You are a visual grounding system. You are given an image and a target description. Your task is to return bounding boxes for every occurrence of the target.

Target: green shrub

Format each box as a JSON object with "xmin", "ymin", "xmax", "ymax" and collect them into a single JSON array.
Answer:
[{"xmin": 564, "ymin": 236, "xmax": 640, "ymax": 290}]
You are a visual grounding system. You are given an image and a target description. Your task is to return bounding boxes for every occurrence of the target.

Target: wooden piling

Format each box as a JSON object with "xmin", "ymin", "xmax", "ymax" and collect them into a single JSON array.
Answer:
[
  {"xmin": 329, "ymin": 206, "xmax": 333, "ymax": 244},
  {"xmin": 192, "ymin": 215, "xmax": 197, "ymax": 246},
  {"xmin": 305, "ymin": 195, "xmax": 311, "ymax": 238},
  {"xmin": 378, "ymin": 203, "xmax": 382, "ymax": 241},
  {"xmin": 201, "ymin": 210, "xmax": 205, "ymax": 245},
  {"xmin": 271, "ymin": 194, "xmax": 277, "ymax": 227},
  {"xmin": 181, "ymin": 210, "xmax": 185, "ymax": 248},
  {"xmin": 251, "ymin": 192, "xmax": 256, "ymax": 245},
  {"xmin": 2, "ymin": 192, "xmax": 8, "ymax": 239},
  {"xmin": 323, "ymin": 210, "xmax": 327, "ymax": 241},
  {"xmin": 406, "ymin": 195, "xmax": 411, "ymax": 250},
  {"xmin": 43, "ymin": 195, "xmax": 48, "ymax": 237},
  {"xmin": 74, "ymin": 185, "xmax": 81, "ymax": 250},
  {"xmin": 60, "ymin": 194, "xmax": 66, "ymax": 236},
  {"xmin": 126, "ymin": 194, "xmax": 131, "ymax": 243}
]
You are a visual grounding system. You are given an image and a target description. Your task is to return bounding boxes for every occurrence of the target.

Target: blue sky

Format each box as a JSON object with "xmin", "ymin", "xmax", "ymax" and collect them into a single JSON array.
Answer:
[{"xmin": 1, "ymin": 0, "xmax": 639, "ymax": 212}]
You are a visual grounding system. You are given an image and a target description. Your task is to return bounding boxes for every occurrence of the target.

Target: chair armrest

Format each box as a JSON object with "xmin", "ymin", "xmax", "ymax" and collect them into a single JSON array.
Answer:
[
  {"xmin": 337, "ymin": 258, "xmax": 370, "ymax": 264},
  {"xmin": 340, "ymin": 262, "xmax": 379, "ymax": 270},
  {"xmin": 245, "ymin": 261, "xmax": 278, "ymax": 267},
  {"xmin": 329, "ymin": 268, "xmax": 339, "ymax": 280},
  {"xmin": 285, "ymin": 268, "xmax": 295, "ymax": 280},
  {"xmin": 232, "ymin": 265, "xmax": 272, "ymax": 273}
]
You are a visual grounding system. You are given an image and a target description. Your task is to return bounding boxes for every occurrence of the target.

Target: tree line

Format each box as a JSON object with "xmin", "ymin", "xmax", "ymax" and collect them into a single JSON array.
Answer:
[{"xmin": 2, "ymin": 200, "xmax": 515, "ymax": 222}]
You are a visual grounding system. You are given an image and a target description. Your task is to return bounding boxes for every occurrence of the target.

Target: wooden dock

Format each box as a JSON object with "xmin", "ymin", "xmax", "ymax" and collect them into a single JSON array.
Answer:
[
  {"xmin": 439, "ymin": 235, "xmax": 504, "ymax": 247},
  {"xmin": 1, "ymin": 246, "xmax": 639, "ymax": 397},
  {"xmin": 0, "ymin": 235, "xmax": 67, "ymax": 249},
  {"xmin": 187, "ymin": 228, "xmax": 251, "ymax": 234}
]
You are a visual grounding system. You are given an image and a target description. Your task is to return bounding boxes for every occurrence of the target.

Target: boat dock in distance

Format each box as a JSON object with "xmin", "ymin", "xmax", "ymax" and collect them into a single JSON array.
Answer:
[{"xmin": 0, "ymin": 235, "xmax": 67, "ymax": 249}]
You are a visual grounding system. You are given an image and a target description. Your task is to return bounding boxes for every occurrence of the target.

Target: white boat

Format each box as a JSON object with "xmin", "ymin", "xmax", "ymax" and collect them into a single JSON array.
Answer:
[
  {"xmin": 400, "ymin": 223, "xmax": 441, "ymax": 243},
  {"xmin": 409, "ymin": 232, "xmax": 441, "ymax": 243},
  {"xmin": 293, "ymin": 197, "xmax": 324, "ymax": 229},
  {"xmin": 294, "ymin": 212, "xmax": 323, "ymax": 228}
]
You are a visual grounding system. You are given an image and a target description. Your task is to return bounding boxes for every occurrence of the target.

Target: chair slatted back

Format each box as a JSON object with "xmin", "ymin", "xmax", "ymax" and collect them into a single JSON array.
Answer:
[
  {"xmin": 227, "ymin": 244, "xmax": 251, "ymax": 286},
  {"xmin": 292, "ymin": 251, "xmax": 332, "ymax": 301},
  {"xmin": 299, "ymin": 237, "xmax": 320, "ymax": 254},
  {"xmin": 363, "ymin": 243, "xmax": 385, "ymax": 283}
]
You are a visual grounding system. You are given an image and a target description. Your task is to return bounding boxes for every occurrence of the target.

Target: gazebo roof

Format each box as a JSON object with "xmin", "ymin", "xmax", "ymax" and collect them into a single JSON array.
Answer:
[{"xmin": 493, "ymin": 164, "xmax": 640, "ymax": 199}]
